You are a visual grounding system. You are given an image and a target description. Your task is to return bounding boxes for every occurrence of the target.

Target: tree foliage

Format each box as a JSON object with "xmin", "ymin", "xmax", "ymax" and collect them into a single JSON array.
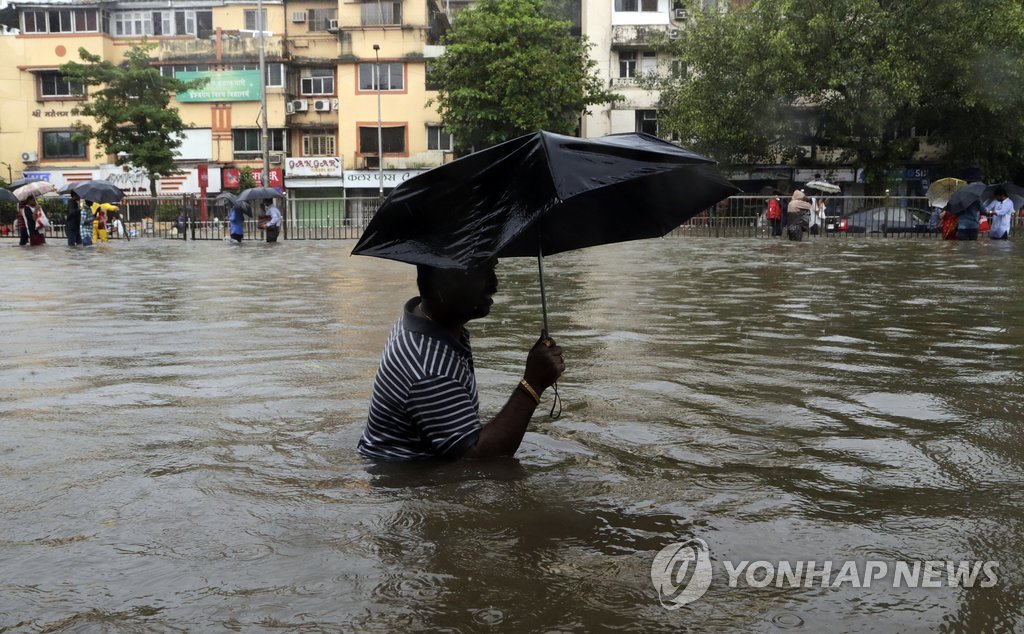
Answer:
[
  {"xmin": 60, "ymin": 40, "xmax": 207, "ymax": 195},
  {"xmin": 647, "ymin": 0, "xmax": 1024, "ymax": 187},
  {"xmin": 429, "ymin": 0, "xmax": 621, "ymax": 152}
]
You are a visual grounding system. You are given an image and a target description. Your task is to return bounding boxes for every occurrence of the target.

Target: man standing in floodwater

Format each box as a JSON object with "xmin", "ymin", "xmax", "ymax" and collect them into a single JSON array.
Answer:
[{"xmin": 358, "ymin": 260, "xmax": 565, "ymax": 461}]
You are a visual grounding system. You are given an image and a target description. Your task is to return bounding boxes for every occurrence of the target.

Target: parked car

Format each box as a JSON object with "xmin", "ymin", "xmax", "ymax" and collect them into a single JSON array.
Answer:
[{"xmin": 836, "ymin": 206, "xmax": 933, "ymax": 234}]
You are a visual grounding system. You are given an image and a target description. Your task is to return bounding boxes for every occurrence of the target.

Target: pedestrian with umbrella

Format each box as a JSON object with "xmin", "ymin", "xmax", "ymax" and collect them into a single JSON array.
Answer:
[
  {"xmin": 18, "ymin": 195, "xmax": 46, "ymax": 246},
  {"xmin": 947, "ymin": 182, "xmax": 987, "ymax": 241},
  {"xmin": 65, "ymin": 191, "xmax": 83, "ymax": 246},
  {"xmin": 352, "ymin": 130, "xmax": 737, "ymax": 461},
  {"xmin": 238, "ymin": 187, "xmax": 285, "ymax": 243},
  {"xmin": 228, "ymin": 199, "xmax": 250, "ymax": 243}
]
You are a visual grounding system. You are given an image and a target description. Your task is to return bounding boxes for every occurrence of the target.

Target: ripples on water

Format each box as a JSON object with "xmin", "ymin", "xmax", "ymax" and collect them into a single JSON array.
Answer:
[{"xmin": 1, "ymin": 238, "xmax": 1022, "ymax": 632}]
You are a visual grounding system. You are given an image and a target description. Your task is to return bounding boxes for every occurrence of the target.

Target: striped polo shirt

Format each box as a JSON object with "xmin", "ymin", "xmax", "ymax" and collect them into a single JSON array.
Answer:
[{"xmin": 358, "ymin": 298, "xmax": 482, "ymax": 461}]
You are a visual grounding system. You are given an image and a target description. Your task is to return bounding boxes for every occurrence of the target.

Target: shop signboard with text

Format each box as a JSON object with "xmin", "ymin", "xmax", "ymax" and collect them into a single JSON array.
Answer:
[
  {"xmin": 222, "ymin": 168, "xmax": 283, "ymax": 189},
  {"xmin": 343, "ymin": 169, "xmax": 429, "ymax": 190},
  {"xmin": 176, "ymin": 70, "xmax": 261, "ymax": 102},
  {"xmin": 285, "ymin": 157, "xmax": 342, "ymax": 178}
]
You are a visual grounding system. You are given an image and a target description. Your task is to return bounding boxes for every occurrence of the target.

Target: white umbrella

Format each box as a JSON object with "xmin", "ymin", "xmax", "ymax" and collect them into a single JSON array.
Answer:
[
  {"xmin": 805, "ymin": 180, "xmax": 841, "ymax": 194},
  {"xmin": 13, "ymin": 180, "xmax": 57, "ymax": 201}
]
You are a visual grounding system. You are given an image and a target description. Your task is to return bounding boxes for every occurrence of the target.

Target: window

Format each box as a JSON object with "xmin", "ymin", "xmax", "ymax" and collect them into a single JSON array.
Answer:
[
  {"xmin": 426, "ymin": 125, "xmax": 452, "ymax": 151},
  {"xmin": 47, "ymin": 10, "xmax": 74, "ymax": 33},
  {"xmin": 151, "ymin": 11, "xmax": 172, "ymax": 35},
  {"xmin": 359, "ymin": 125, "xmax": 406, "ymax": 155},
  {"xmin": 358, "ymin": 63, "xmax": 404, "ymax": 91},
  {"xmin": 300, "ymin": 69, "xmax": 335, "ymax": 96},
  {"xmin": 635, "ymin": 110, "xmax": 657, "ymax": 135},
  {"xmin": 244, "ymin": 9, "xmax": 267, "ymax": 31},
  {"xmin": 641, "ymin": 51, "xmax": 657, "ymax": 75},
  {"xmin": 614, "ymin": 0, "xmax": 657, "ymax": 10},
  {"xmin": 229, "ymin": 63, "xmax": 286, "ymax": 87},
  {"xmin": 42, "ymin": 130, "xmax": 86, "ymax": 159},
  {"xmin": 308, "ymin": 8, "xmax": 338, "ymax": 31},
  {"xmin": 232, "ymin": 129, "xmax": 287, "ymax": 155},
  {"xmin": 160, "ymin": 65, "xmax": 209, "ymax": 78},
  {"xmin": 303, "ymin": 134, "xmax": 336, "ymax": 156},
  {"xmin": 619, "ymin": 51, "xmax": 637, "ymax": 78},
  {"xmin": 27, "ymin": 9, "xmax": 98, "ymax": 33},
  {"xmin": 39, "ymin": 72, "xmax": 83, "ymax": 98},
  {"xmin": 23, "ymin": 10, "xmax": 46, "ymax": 33},
  {"xmin": 424, "ymin": 60, "xmax": 441, "ymax": 91},
  {"xmin": 361, "ymin": 1, "xmax": 402, "ymax": 26},
  {"xmin": 113, "ymin": 11, "xmax": 153, "ymax": 36}
]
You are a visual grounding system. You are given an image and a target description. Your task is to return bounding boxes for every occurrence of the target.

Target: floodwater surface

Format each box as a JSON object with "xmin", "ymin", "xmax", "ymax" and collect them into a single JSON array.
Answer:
[{"xmin": 1, "ymin": 237, "xmax": 1022, "ymax": 632}]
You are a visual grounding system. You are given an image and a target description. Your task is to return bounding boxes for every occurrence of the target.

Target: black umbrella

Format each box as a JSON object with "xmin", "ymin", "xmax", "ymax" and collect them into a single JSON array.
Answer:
[
  {"xmin": 0, "ymin": 188, "xmax": 18, "ymax": 203},
  {"xmin": 238, "ymin": 187, "xmax": 286, "ymax": 202},
  {"xmin": 353, "ymin": 130, "xmax": 739, "ymax": 331},
  {"xmin": 946, "ymin": 182, "xmax": 987, "ymax": 215},
  {"xmin": 71, "ymin": 180, "xmax": 125, "ymax": 204},
  {"xmin": 7, "ymin": 177, "xmax": 47, "ymax": 190},
  {"xmin": 215, "ymin": 192, "xmax": 238, "ymax": 206}
]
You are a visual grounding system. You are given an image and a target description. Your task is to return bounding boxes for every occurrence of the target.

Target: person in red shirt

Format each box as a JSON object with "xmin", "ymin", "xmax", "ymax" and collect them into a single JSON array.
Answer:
[{"xmin": 766, "ymin": 192, "xmax": 783, "ymax": 237}]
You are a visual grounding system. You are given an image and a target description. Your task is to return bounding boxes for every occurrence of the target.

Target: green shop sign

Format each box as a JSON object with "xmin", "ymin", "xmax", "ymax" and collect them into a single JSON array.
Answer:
[{"xmin": 176, "ymin": 70, "xmax": 261, "ymax": 103}]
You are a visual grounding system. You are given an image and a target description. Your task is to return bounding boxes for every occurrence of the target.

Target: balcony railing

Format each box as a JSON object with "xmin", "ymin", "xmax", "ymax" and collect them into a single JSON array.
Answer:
[{"xmin": 157, "ymin": 32, "xmax": 285, "ymax": 62}]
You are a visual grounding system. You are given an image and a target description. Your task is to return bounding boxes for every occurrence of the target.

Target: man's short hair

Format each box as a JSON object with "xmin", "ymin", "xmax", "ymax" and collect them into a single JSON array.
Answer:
[{"xmin": 995, "ymin": 187, "xmax": 1007, "ymax": 197}]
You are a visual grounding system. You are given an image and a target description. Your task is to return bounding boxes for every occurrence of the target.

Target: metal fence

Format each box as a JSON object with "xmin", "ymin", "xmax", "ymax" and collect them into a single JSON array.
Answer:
[{"xmin": 4, "ymin": 194, "xmax": 1020, "ymax": 241}]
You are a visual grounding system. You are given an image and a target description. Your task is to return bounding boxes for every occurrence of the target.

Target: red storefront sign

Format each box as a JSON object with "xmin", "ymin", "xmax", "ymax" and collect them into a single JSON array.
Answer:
[{"xmin": 222, "ymin": 168, "xmax": 283, "ymax": 189}]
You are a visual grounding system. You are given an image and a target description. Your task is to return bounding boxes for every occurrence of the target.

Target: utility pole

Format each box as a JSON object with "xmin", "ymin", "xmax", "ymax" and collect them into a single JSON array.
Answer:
[
  {"xmin": 373, "ymin": 43, "xmax": 384, "ymax": 198},
  {"xmin": 258, "ymin": 0, "xmax": 269, "ymax": 188}
]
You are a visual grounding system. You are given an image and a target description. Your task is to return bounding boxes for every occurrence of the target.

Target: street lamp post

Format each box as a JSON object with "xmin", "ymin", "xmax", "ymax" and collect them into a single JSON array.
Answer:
[{"xmin": 373, "ymin": 44, "xmax": 384, "ymax": 199}]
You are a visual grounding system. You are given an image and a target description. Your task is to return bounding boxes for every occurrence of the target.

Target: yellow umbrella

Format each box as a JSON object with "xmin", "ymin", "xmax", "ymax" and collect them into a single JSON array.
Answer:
[{"xmin": 927, "ymin": 178, "xmax": 968, "ymax": 208}]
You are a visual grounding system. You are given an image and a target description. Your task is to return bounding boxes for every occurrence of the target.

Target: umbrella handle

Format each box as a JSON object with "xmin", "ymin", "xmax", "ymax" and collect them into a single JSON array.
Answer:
[{"xmin": 537, "ymin": 242, "xmax": 561, "ymax": 418}]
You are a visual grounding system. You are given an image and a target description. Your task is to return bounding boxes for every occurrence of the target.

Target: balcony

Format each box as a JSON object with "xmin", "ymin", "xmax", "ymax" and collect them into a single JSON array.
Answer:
[
  {"xmin": 157, "ymin": 31, "xmax": 285, "ymax": 63},
  {"xmin": 611, "ymin": 24, "xmax": 673, "ymax": 47}
]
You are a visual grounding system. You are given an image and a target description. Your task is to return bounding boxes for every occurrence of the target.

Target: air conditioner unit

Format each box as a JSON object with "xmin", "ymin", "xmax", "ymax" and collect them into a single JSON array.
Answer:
[
  {"xmin": 269, "ymin": 152, "xmax": 284, "ymax": 164},
  {"xmin": 331, "ymin": 98, "xmax": 339, "ymax": 111},
  {"xmin": 291, "ymin": 11, "xmax": 307, "ymax": 23},
  {"xmin": 327, "ymin": 19, "xmax": 339, "ymax": 31},
  {"xmin": 669, "ymin": 28, "xmax": 680, "ymax": 39},
  {"xmin": 313, "ymin": 99, "xmax": 331, "ymax": 112},
  {"xmin": 21, "ymin": 151, "xmax": 38, "ymax": 163},
  {"xmin": 290, "ymin": 99, "xmax": 308, "ymax": 112},
  {"xmin": 673, "ymin": 8, "xmax": 687, "ymax": 19}
]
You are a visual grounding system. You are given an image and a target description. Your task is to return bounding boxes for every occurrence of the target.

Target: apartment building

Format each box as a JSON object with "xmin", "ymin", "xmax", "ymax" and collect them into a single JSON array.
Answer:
[{"xmin": 0, "ymin": 0, "xmax": 453, "ymax": 199}]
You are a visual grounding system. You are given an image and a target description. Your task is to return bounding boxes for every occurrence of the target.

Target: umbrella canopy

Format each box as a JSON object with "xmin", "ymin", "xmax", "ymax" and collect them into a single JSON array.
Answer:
[
  {"xmin": 13, "ymin": 180, "xmax": 57, "ymax": 201},
  {"xmin": 353, "ymin": 131, "xmax": 739, "ymax": 270},
  {"xmin": 238, "ymin": 187, "xmax": 286, "ymax": 202},
  {"xmin": 927, "ymin": 177, "xmax": 968, "ymax": 208},
  {"xmin": 214, "ymin": 192, "xmax": 238, "ymax": 206},
  {"xmin": 7, "ymin": 177, "xmax": 47, "ymax": 190},
  {"xmin": 0, "ymin": 188, "xmax": 19, "ymax": 203},
  {"xmin": 804, "ymin": 180, "xmax": 841, "ymax": 194},
  {"xmin": 946, "ymin": 182, "xmax": 987, "ymax": 215},
  {"xmin": 983, "ymin": 182, "xmax": 1024, "ymax": 210},
  {"xmin": 72, "ymin": 180, "xmax": 124, "ymax": 204},
  {"xmin": 57, "ymin": 183, "xmax": 77, "ymax": 195}
]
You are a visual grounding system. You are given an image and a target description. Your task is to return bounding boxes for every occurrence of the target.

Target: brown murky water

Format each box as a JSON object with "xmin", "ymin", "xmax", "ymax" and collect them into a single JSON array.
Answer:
[{"xmin": 1, "ymin": 237, "xmax": 1022, "ymax": 632}]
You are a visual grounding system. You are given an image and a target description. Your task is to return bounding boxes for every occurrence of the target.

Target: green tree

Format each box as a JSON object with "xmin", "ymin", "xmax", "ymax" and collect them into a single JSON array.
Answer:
[
  {"xmin": 647, "ymin": 0, "xmax": 1024, "ymax": 189},
  {"xmin": 238, "ymin": 166, "xmax": 257, "ymax": 191},
  {"xmin": 59, "ymin": 40, "xmax": 208, "ymax": 196},
  {"xmin": 429, "ymin": 0, "xmax": 621, "ymax": 152}
]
